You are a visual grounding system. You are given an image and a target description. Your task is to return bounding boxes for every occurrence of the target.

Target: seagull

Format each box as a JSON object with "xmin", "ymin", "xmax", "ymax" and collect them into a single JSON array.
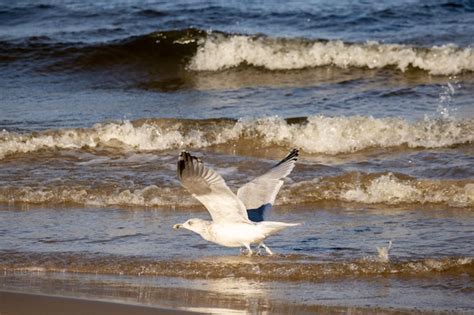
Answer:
[{"xmin": 173, "ymin": 149, "xmax": 300, "ymax": 256}]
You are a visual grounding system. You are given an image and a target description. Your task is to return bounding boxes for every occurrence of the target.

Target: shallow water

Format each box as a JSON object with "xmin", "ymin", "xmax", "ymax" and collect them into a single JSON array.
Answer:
[
  {"xmin": 1, "ymin": 204, "xmax": 473, "ymax": 311},
  {"xmin": 1, "ymin": 0, "xmax": 473, "ymax": 312}
]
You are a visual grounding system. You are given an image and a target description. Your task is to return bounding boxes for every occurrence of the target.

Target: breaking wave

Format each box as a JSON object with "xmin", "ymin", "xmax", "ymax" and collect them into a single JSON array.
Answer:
[
  {"xmin": 1, "ymin": 115, "xmax": 473, "ymax": 159},
  {"xmin": 0, "ymin": 185, "xmax": 196, "ymax": 208},
  {"xmin": 189, "ymin": 33, "xmax": 474, "ymax": 75},
  {"xmin": 1, "ymin": 173, "xmax": 473, "ymax": 208},
  {"xmin": 281, "ymin": 172, "xmax": 474, "ymax": 208},
  {"xmin": 1, "ymin": 251, "xmax": 472, "ymax": 282},
  {"xmin": 3, "ymin": 29, "xmax": 474, "ymax": 76}
]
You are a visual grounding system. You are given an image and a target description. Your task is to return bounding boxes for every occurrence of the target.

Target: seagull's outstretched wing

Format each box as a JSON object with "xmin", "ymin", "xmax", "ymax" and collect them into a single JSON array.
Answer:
[
  {"xmin": 237, "ymin": 149, "xmax": 299, "ymax": 222},
  {"xmin": 177, "ymin": 151, "xmax": 250, "ymax": 224}
]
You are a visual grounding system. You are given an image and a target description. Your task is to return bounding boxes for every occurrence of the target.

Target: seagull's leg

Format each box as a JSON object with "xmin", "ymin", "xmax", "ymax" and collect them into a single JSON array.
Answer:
[
  {"xmin": 244, "ymin": 244, "xmax": 253, "ymax": 257},
  {"xmin": 259, "ymin": 242, "xmax": 274, "ymax": 256}
]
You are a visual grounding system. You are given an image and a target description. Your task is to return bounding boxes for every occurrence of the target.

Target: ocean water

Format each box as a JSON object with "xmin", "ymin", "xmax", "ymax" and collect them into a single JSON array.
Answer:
[{"xmin": 1, "ymin": 0, "xmax": 473, "ymax": 313}]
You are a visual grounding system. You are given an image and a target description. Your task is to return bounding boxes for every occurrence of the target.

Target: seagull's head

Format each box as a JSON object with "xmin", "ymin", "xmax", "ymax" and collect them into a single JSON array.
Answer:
[{"xmin": 173, "ymin": 218, "xmax": 209, "ymax": 235}]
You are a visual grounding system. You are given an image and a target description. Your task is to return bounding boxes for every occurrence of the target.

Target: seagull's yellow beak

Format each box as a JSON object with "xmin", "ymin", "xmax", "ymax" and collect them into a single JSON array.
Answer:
[{"xmin": 173, "ymin": 224, "xmax": 182, "ymax": 230}]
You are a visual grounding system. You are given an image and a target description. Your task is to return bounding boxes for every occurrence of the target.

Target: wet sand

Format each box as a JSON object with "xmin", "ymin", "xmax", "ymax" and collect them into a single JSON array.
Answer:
[
  {"xmin": 0, "ymin": 290, "xmax": 198, "ymax": 315},
  {"xmin": 0, "ymin": 289, "xmax": 428, "ymax": 315},
  {"xmin": 2, "ymin": 270, "xmax": 471, "ymax": 314}
]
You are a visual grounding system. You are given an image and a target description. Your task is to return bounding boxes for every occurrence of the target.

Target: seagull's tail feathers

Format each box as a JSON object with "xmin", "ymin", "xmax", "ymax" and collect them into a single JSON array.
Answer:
[{"xmin": 259, "ymin": 221, "xmax": 301, "ymax": 237}]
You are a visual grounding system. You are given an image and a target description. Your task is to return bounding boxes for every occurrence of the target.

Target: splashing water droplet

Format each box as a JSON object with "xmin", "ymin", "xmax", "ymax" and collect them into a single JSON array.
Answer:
[{"xmin": 376, "ymin": 240, "xmax": 392, "ymax": 263}]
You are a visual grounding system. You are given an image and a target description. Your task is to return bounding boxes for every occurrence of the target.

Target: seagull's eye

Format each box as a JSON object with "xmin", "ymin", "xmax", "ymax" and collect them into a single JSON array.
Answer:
[{"xmin": 188, "ymin": 221, "xmax": 193, "ymax": 226}]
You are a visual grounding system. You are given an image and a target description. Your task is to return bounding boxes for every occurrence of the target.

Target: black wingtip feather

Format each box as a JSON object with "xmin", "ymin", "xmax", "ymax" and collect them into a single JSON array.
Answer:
[
  {"xmin": 177, "ymin": 150, "xmax": 191, "ymax": 179},
  {"xmin": 177, "ymin": 150, "xmax": 203, "ymax": 179},
  {"xmin": 274, "ymin": 148, "xmax": 299, "ymax": 167}
]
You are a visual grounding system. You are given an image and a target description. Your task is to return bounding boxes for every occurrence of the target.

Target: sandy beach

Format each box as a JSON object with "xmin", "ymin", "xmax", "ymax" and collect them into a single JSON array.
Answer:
[
  {"xmin": 0, "ymin": 288, "xmax": 433, "ymax": 315},
  {"xmin": 0, "ymin": 290, "xmax": 200, "ymax": 315}
]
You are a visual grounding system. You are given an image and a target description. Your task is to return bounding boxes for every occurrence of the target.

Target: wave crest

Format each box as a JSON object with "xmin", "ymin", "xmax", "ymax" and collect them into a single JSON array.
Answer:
[
  {"xmin": 4, "ymin": 29, "xmax": 473, "ymax": 76},
  {"xmin": 2, "ymin": 173, "xmax": 473, "ymax": 208},
  {"xmin": 0, "ymin": 185, "xmax": 197, "ymax": 208},
  {"xmin": 1, "ymin": 116, "xmax": 473, "ymax": 159},
  {"xmin": 281, "ymin": 173, "xmax": 474, "ymax": 208},
  {"xmin": 189, "ymin": 34, "xmax": 474, "ymax": 75}
]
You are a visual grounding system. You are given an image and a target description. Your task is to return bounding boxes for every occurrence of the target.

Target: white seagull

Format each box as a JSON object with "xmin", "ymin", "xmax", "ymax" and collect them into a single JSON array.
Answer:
[{"xmin": 173, "ymin": 149, "xmax": 300, "ymax": 256}]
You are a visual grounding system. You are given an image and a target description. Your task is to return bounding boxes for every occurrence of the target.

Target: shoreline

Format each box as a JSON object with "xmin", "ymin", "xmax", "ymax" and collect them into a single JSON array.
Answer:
[
  {"xmin": 0, "ymin": 289, "xmax": 424, "ymax": 315},
  {"xmin": 0, "ymin": 290, "xmax": 199, "ymax": 315},
  {"xmin": 2, "ymin": 270, "xmax": 467, "ymax": 314}
]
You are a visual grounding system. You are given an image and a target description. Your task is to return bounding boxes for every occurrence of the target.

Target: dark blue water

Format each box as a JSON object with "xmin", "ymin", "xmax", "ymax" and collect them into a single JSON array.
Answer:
[
  {"xmin": 1, "ymin": 0, "xmax": 474, "ymax": 129},
  {"xmin": 1, "ymin": 0, "xmax": 473, "ymax": 44}
]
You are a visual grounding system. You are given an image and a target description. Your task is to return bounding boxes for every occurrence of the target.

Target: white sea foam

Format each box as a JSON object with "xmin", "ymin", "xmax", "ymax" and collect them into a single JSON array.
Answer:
[
  {"xmin": 189, "ymin": 35, "xmax": 474, "ymax": 75},
  {"xmin": 0, "ymin": 116, "xmax": 473, "ymax": 159},
  {"xmin": 340, "ymin": 174, "xmax": 474, "ymax": 207},
  {"xmin": 234, "ymin": 115, "xmax": 474, "ymax": 154},
  {"xmin": 0, "ymin": 120, "xmax": 221, "ymax": 159},
  {"xmin": 341, "ymin": 174, "xmax": 422, "ymax": 204},
  {"xmin": 276, "ymin": 172, "xmax": 474, "ymax": 207},
  {"xmin": 2, "ymin": 174, "xmax": 473, "ymax": 208},
  {"xmin": 0, "ymin": 185, "xmax": 198, "ymax": 208}
]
